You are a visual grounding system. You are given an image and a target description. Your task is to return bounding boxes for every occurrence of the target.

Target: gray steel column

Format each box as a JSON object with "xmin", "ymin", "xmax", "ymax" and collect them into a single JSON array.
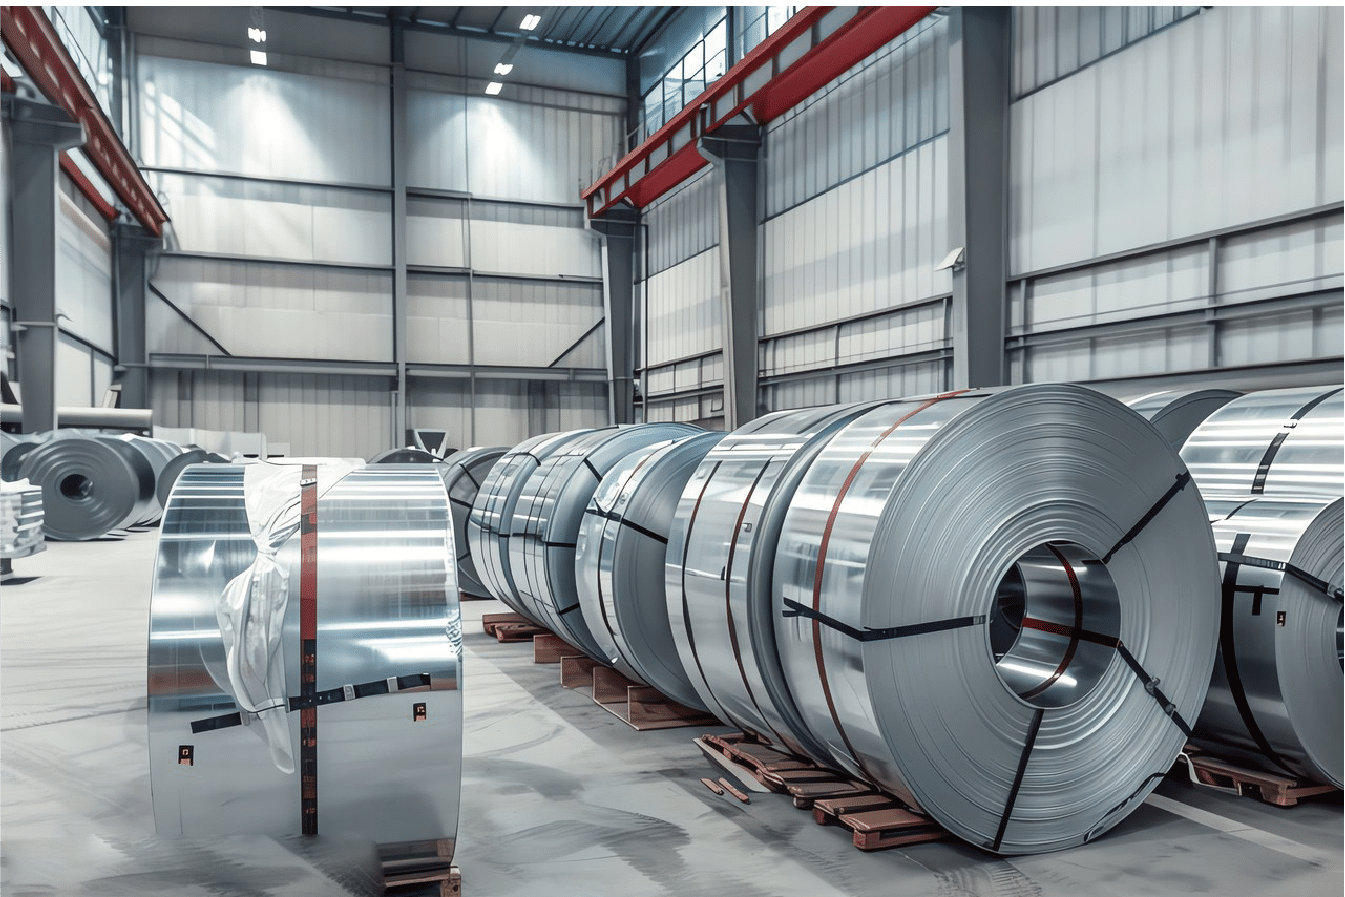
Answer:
[
  {"xmin": 947, "ymin": 7, "xmax": 1010, "ymax": 389},
  {"xmin": 4, "ymin": 95, "xmax": 84, "ymax": 433},
  {"xmin": 112, "ymin": 222, "xmax": 159, "ymax": 409},
  {"xmin": 698, "ymin": 122, "xmax": 761, "ymax": 430},
  {"xmin": 390, "ymin": 20, "xmax": 409, "ymax": 445},
  {"xmin": 590, "ymin": 206, "xmax": 638, "ymax": 425}
]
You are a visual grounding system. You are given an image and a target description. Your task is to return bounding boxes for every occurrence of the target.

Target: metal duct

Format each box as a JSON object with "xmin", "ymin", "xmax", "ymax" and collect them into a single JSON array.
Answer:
[
  {"xmin": 667, "ymin": 404, "xmax": 878, "ymax": 759},
  {"xmin": 0, "ymin": 403, "xmax": 154, "ymax": 430},
  {"xmin": 772, "ymin": 385, "xmax": 1220, "ymax": 854},
  {"xmin": 1124, "ymin": 388, "xmax": 1240, "ymax": 451},
  {"xmin": 509, "ymin": 423, "xmax": 699, "ymax": 659},
  {"xmin": 1196, "ymin": 494, "xmax": 1343, "ymax": 787},
  {"xmin": 467, "ymin": 429, "xmax": 595, "ymax": 620},
  {"xmin": 18, "ymin": 433, "xmax": 158, "ymax": 540},
  {"xmin": 1181, "ymin": 385, "xmax": 1343, "ymax": 497},
  {"xmin": 369, "ymin": 447, "xmax": 440, "ymax": 464},
  {"xmin": 157, "ymin": 448, "xmax": 228, "ymax": 508},
  {"xmin": 574, "ymin": 430, "xmax": 725, "ymax": 709},
  {"xmin": 437, "ymin": 446, "xmax": 507, "ymax": 599},
  {"xmin": 147, "ymin": 461, "xmax": 461, "ymax": 853}
]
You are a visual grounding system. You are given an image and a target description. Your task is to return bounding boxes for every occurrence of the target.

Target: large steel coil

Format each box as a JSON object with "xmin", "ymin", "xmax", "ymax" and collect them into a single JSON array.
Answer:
[
  {"xmin": 437, "ymin": 446, "xmax": 507, "ymax": 598},
  {"xmin": 1, "ymin": 432, "xmax": 46, "ymax": 482},
  {"xmin": 770, "ymin": 385, "xmax": 1220, "ymax": 854},
  {"xmin": 157, "ymin": 448, "xmax": 228, "ymax": 508},
  {"xmin": 1181, "ymin": 385, "xmax": 1343, "ymax": 497},
  {"xmin": 369, "ymin": 447, "xmax": 441, "ymax": 464},
  {"xmin": 574, "ymin": 430, "xmax": 725, "ymax": 708},
  {"xmin": 1124, "ymin": 388, "xmax": 1240, "ymax": 450},
  {"xmin": 1195, "ymin": 494, "xmax": 1342, "ymax": 787},
  {"xmin": 509, "ymin": 423, "xmax": 698, "ymax": 658},
  {"xmin": 467, "ymin": 429, "xmax": 594, "ymax": 619},
  {"xmin": 666, "ymin": 404, "xmax": 878, "ymax": 759},
  {"xmin": 116, "ymin": 434, "xmax": 185, "ymax": 524},
  {"xmin": 18, "ymin": 433, "xmax": 158, "ymax": 540},
  {"xmin": 147, "ymin": 461, "xmax": 461, "ymax": 854}
]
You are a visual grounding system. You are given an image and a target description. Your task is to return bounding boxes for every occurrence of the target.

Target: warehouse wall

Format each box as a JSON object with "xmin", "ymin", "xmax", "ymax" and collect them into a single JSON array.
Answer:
[
  {"xmin": 131, "ymin": 9, "xmax": 621, "ymax": 456},
  {"xmin": 55, "ymin": 175, "xmax": 115, "ymax": 406}
]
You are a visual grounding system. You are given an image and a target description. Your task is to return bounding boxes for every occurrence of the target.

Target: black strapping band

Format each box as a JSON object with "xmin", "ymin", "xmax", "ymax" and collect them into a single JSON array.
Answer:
[
  {"xmin": 1219, "ymin": 551, "xmax": 1342, "ymax": 601},
  {"xmin": 543, "ymin": 540, "xmax": 577, "ymax": 549},
  {"xmin": 456, "ymin": 463, "xmax": 480, "ymax": 489},
  {"xmin": 190, "ymin": 673, "xmax": 433, "ymax": 733},
  {"xmin": 1251, "ymin": 387, "xmax": 1342, "ymax": 494},
  {"xmin": 557, "ymin": 602, "xmax": 582, "ymax": 617},
  {"xmin": 1114, "ymin": 642, "xmax": 1192, "ymax": 738},
  {"xmin": 1101, "ymin": 472, "xmax": 1191, "ymax": 564},
  {"xmin": 449, "ymin": 496, "xmax": 473, "ymax": 510},
  {"xmin": 782, "ymin": 599, "xmax": 984, "ymax": 642},
  {"xmin": 582, "ymin": 458, "xmax": 603, "ymax": 482},
  {"xmin": 582, "ymin": 506, "xmax": 669, "ymax": 544},
  {"xmin": 990, "ymin": 707, "xmax": 1045, "ymax": 852}
]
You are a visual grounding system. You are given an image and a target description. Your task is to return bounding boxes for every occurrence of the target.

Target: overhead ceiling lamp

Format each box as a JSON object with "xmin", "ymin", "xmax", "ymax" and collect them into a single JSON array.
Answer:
[
  {"xmin": 493, "ymin": 62, "xmax": 514, "ymax": 76},
  {"xmin": 520, "ymin": 14, "xmax": 541, "ymax": 31},
  {"xmin": 247, "ymin": 27, "xmax": 266, "ymax": 42},
  {"xmin": 250, "ymin": 50, "xmax": 268, "ymax": 66},
  {"xmin": 247, "ymin": 6, "xmax": 267, "ymax": 65},
  {"xmin": 485, "ymin": 81, "xmax": 503, "ymax": 95}
]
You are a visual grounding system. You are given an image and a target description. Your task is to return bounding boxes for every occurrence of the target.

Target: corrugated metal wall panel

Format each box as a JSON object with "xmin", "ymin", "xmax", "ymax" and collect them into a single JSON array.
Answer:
[
  {"xmin": 138, "ymin": 54, "xmax": 391, "ymax": 185},
  {"xmin": 469, "ymin": 220, "xmax": 600, "ymax": 278},
  {"xmin": 148, "ymin": 257, "xmax": 393, "ymax": 361},
  {"xmin": 644, "ymin": 169, "xmax": 718, "ymax": 278},
  {"xmin": 406, "ymin": 379, "xmax": 474, "ymax": 452},
  {"xmin": 56, "ymin": 178, "xmax": 113, "ymax": 352},
  {"xmin": 470, "ymin": 277, "xmax": 603, "ymax": 368},
  {"xmin": 257, "ymin": 372, "xmax": 392, "ymax": 457},
  {"xmin": 406, "ymin": 273, "xmax": 471, "ymax": 366},
  {"xmin": 407, "ymin": 197, "xmax": 468, "ymax": 269},
  {"xmin": 643, "ymin": 250, "xmax": 720, "ymax": 368},
  {"xmin": 1010, "ymin": 6, "xmax": 1343, "ymax": 276}
]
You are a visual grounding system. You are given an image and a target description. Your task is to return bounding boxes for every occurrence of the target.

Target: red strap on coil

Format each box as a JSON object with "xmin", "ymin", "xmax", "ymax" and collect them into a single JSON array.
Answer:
[{"xmin": 299, "ymin": 464, "xmax": 319, "ymax": 835}]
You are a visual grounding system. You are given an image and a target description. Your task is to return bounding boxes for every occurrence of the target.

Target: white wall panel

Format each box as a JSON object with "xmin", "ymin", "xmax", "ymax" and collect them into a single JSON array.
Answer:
[
  {"xmin": 139, "ymin": 53, "xmax": 391, "ymax": 185},
  {"xmin": 470, "ymin": 278, "xmax": 603, "ymax": 368},
  {"xmin": 148, "ymin": 257, "xmax": 393, "ymax": 361},
  {"xmin": 258, "ymin": 373, "xmax": 391, "ymax": 457},
  {"xmin": 1219, "ymin": 218, "xmax": 1344, "ymax": 304},
  {"xmin": 152, "ymin": 172, "xmax": 392, "ymax": 266},
  {"xmin": 406, "ymin": 379, "xmax": 474, "ymax": 452},
  {"xmin": 469, "ymin": 221, "xmax": 599, "ymax": 278},
  {"xmin": 1010, "ymin": 6, "xmax": 1344, "ymax": 276},
  {"xmin": 645, "ymin": 169, "xmax": 717, "ymax": 277},
  {"xmin": 406, "ymin": 274, "xmax": 471, "ymax": 366},
  {"xmin": 643, "ymin": 250, "xmax": 720, "ymax": 368},
  {"xmin": 56, "ymin": 179, "xmax": 113, "ymax": 352},
  {"xmin": 407, "ymin": 198, "xmax": 467, "ymax": 269},
  {"xmin": 406, "ymin": 89, "xmax": 470, "ymax": 193},
  {"xmin": 56, "ymin": 335, "xmax": 94, "ymax": 406}
]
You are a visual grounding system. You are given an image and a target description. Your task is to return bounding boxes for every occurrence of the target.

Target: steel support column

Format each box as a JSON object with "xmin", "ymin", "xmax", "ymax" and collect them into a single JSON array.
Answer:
[
  {"xmin": 947, "ymin": 7, "xmax": 1010, "ymax": 389},
  {"xmin": 112, "ymin": 221, "xmax": 159, "ymax": 409},
  {"xmin": 390, "ymin": 21, "xmax": 409, "ymax": 446},
  {"xmin": 5, "ymin": 95, "xmax": 83, "ymax": 433},
  {"xmin": 590, "ymin": 206, "xmax": 639, "ymax": 425},
  {"xmin": 698, "ymin": 123, "xmax": 761, "ymax": 430}
]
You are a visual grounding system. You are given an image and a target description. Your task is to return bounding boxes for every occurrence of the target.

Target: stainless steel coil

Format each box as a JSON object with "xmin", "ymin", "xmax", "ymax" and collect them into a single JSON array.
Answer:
[
  {"xmin": 116, "ymin": 434, "xmax": 186, "ymax": 524},
  {"xmin": 1124, "ymin": 388, "xmax": 1240, "ymax": 450},
  {"xmin": 147, "ymin": 461, "xmax": 461, "ymax": 854},
  {"xmin": 369, "ymin": 447, "xmax": 441, "ymax": 464},
  {"xmin": 157, "ymin": 448, "xmax": 228, "ymax": 509},
  {"xmin": 467, "ymin": 429, "xmax": 595, "ymax": 620},
  {"xmin": 771, "ymin": 385, "xmax": 1220, "ymax": 854},
  {"xmin": 574, "ymin": 430, "xmax": 725, "ymax": 708},
  {"xmin": 17, "ymin": 432, "xmax": 158, "ymax": 540},
  {"xmin": 437, "ymin": 446, "xmax": 507, "ymax": 599},
  {"xmin": 1195, "ymin": 494, "xmax": 1342, "ymax": 787},
  {"xmin": 509, "ymin": 423, "xmax": 699, "ymax": 659},
  {"xmin": 666, "ymin": 404, "xmax": 878, "ymax": 758},
  {"xmin": 1181, "ymin": 385, "xmax": 1343, "ymax": 497},
  {"xmin": 1, "ymin": 432, "xmax": 46, "ymax": 481}
]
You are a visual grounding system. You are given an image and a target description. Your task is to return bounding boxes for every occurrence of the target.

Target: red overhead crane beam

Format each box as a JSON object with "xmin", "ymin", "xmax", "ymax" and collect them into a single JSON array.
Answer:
[
  {"xmin": 581, "ymin": 5, "xmax": 936, "ymax": 219},
  {"xmin": 2, "ymin": 5, "xmax": 167, "ymax": 235}
]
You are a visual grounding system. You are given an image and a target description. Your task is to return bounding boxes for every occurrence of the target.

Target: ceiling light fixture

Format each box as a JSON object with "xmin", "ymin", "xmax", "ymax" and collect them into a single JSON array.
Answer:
[
  {"xmin": 250, "ymin": 50, "xmax": 268, "ymax": 66},
  {"xmin": 485, "ymin": 81, "xmax": 503, "ymax": 95},
  {"xmin": 247, "ymin": 27, "xmax": 266, "ymax": 42},
  {"xmin": 520, "ymin": 14, "xmax": 540, "ymax": 31},
  {"xmin": 493, "ymin": 62, "xmax": 514, "ymax": 76}
]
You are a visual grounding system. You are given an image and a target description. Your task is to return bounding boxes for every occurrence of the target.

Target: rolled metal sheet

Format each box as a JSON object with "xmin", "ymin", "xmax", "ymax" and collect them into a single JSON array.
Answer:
[
  {"xmin": 158, "ymin": 448, "xmax": 228, "ymax": 509},
  {"xmin": 1181, "ymin": 385, "xmax": 1343, "ymax": 497},
  {"xmin": 116, "ymin": 435, "xmax": 185, "ymax": 524},
  {"xmin": 574, "ymin": 430, "xmax": 725, "ymax": 708},
  {"xmin": 509, "ymin": 423, "xmax": 699, "ymax": 659},
  {"xmin": 147, "ymin": 461, "xmax": 461, "ymax": 853},
  {"xmin": 1, "ymin": 432, "xmax": 46, "ymax": 482},
  {"xmin": 666, "ymin": 404, "xmax": 878, "ymax": 758},
  {"xmin": 369, "ymin": 447, "xmax": 440, "ymax": 464},
  {"xmin": 17, "ymin": 433, "xmax": 158, "ymax": 540},
  {"xmin": 1195, "ymin": 494, "xmax": 1343, "ymax": 787},
  {"xmin": 437, "ymin": 446, "xmax": 507, "ymax": 599},
  {"xmin": 0, "ymin": 477, "xmax": 45, "ymax": 560},
  {"xmin": 467, "ymin": 428, "xmax": 595, "ymax": 620},
  {"xmin": 772, "ymin": 385, "xmax": 1220, "ymax": 854},
  {"xmin": 1124, "ymin": 388, "xmax": 1240, "ymax": 451}
]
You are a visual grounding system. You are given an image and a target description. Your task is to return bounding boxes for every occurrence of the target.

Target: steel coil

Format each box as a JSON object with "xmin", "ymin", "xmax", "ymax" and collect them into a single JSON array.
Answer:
[
  {"xmin": 574, "ymin": 430, "xmax": 725, "ymax": 708},
  {"xmin": 667, "ymin": 404, "xmax": 878, "ymax": 758},
  {"xmin": 771, "ymin": 385, "xmax": 1219, "ymax": 854},
  {"xmin": 437, "ymin": 446, "xmax": 507, "ymax": 599},
  {"xmin": 1181, "ymin": 385, "xmax": 1343, "ymax": 497},
  {"xmin": 467, "ymin": 429, "xmax": 595, "ymax": 620},
  {"xmin": 369, "ymin": 447, "xmax": 441, "ymax": 464},
  {"xmin": 157, "ymin": 448, "xmax": 228, "ymax": 508},
  {"xmin": 17, "ymin": 433, "xmax": 158, "ymax": 540},
  {"xmin": 1, "ymin": 432, "xmax": 46, "ymax": 482},
  {"xmin": 147, "ymin": 461, "xmax": 461, "ymax": 852},
  {"xmin": 1124, "ymin": 388, "xmax": 1240, "ymax": 450},
  {"xmin": 1195, "ymin": 494, "xmax": 1342, "ymax": 787},
  {"xmin": 116, "ymin": 434, "xmax": 185, "ymax": 524},
  {"xmin": 509, "ymin": 423, "xmax": 699, "ymax": 658}
]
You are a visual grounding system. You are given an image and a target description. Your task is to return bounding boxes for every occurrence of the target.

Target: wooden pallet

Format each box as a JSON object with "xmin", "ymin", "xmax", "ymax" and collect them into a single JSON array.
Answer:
[
  {"xmin": 559, "ymin": 654, "xmax": 720, "ymax": 730},
  {"xmin": 700, "ymin": 732, "xmax": 948, "ymax": 851},
  {"xmin": 1180, "ymin": 749, "xmax": 1339, "ymax": 807},
  {"xmin": 382, "ymin": 840, "xmax": 460, "ymax": 896},
  {"xmin": 480, "ymin": 612, "xmax": 548, "ymax": 643}
]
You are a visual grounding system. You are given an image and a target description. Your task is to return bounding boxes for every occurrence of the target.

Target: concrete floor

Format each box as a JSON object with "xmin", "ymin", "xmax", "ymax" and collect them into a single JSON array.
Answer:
[{"xmin": 2, "ymin": 529, "xmax": 1341, "ymax": 896}]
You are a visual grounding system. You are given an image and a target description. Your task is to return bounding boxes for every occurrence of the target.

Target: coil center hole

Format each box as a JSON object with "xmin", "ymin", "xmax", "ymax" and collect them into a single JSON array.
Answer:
[
  {"xmin": 989, "ymin": 541, "xmax": 1121, "ymax": 709},
  {"xmin": 60, "ymin": 474, "xmax": 93, "ymax": 500}
]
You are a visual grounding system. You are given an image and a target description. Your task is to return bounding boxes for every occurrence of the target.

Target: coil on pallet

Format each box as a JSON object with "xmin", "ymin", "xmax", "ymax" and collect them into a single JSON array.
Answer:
[
  {"xmin": 17, "ymin": 433, "xmax": 159, "ymax": 540},
  {"xmin": 771, "ymin": 385, "xmax": 1220, "ymax": 854},
  {"xmin": 437, "ymin": 446, "xmax": 507, "ymax": 599},
  {"xmin": 508, "ymin": 423, "xmax": 699, "ymax": 659}
]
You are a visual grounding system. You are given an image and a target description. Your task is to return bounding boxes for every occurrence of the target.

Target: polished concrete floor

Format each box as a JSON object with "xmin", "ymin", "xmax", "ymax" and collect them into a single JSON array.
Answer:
[{"xmin": 2, "ymin": 529, "xmax": 1341, "ymax": 895}]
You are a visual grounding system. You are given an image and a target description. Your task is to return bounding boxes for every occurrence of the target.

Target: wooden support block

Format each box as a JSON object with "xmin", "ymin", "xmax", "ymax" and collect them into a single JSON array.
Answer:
[
  {"xmin": 560, "ymin": 654, "xmax": 599, "ymax": 688},
  {"xmin": 842, "ymin": 808, "xmax": 947, "ymax": 851},
  {"xmin": 1187, "ymin": 753, "xmax": 1340, "ymax": 807},
  {"xmin": 623, "ymin": 688, "xmax": 720, "ymax": 730},
  {"xmin": 533, "ymin": 633, "xmax": 578, "ymax": 664},
  {"xmin": 592, "ymin": 664, "xmax": 640, "ymax": 705}
]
